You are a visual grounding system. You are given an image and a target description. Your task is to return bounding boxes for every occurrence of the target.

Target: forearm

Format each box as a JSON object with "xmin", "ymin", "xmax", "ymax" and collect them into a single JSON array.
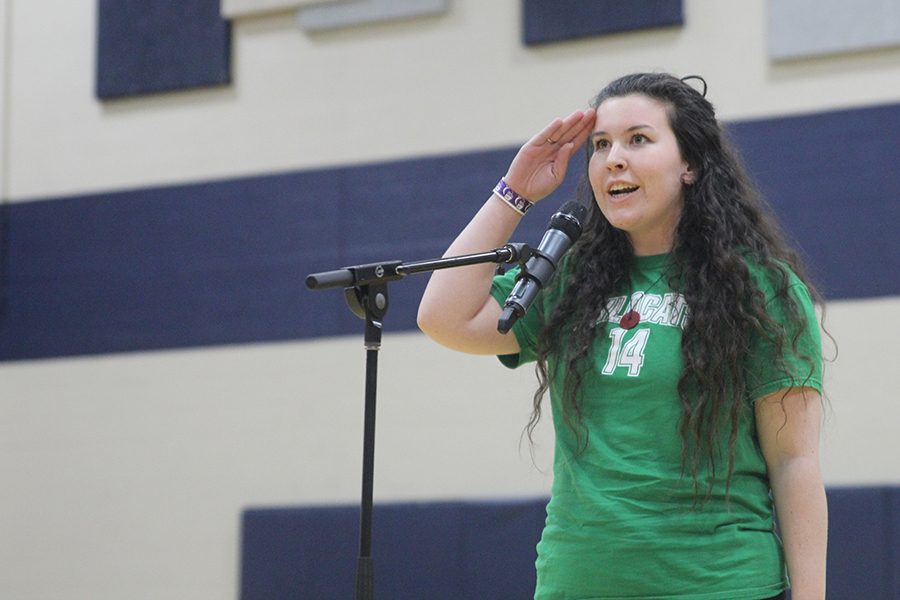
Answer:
[
  {"xmin": 416, "ymin": 194, "xmax": 522, "ymax": 352},
  {"xmin": 426, "ymin": 193, "xmax": 523, "ymax": 312},
  {"xmin": 770, "ymin": 456, "xmax": 828, "ymax": 600}
]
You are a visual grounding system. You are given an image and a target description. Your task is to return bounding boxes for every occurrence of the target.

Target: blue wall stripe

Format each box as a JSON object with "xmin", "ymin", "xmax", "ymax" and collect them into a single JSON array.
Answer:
[
  {"xmin": 0, "ymin": 102, "xmax": 898, "ymax": 361},
  {"xmin": 241, "ymin": 499, "xmax": 545, "ymax": 599},
  {"xmin": 726, "ymin": 103, "xmax": 900, "ymax": 299},
  {"xmin": 96, "ymin": 0, "xmax": 231, "ymax": 99},
  {"xmin": 240, "ymin": 487, "xmax": 900, "ymax": 599},
  {"xmin": 522, "ymin": 0, "xmax": 683, "ymax": 46},
  {"xmin": 892, "ymin": 489, "xmax": 900, "ymax": 599},
  {"xmin": 823, "ymin": 487, "xmax": 896, "ymax": 598}
]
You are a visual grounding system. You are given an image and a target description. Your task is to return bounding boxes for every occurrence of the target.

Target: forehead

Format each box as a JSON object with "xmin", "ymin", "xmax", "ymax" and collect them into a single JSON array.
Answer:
[{"xmin": 593, "ymin": 94, "xmax": 672, "ymax": 133}]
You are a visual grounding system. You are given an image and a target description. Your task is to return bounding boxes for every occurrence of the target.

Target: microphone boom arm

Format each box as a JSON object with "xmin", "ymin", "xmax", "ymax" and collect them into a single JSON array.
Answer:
[{"xmin": 305, "ymin": 243, "xmax": 533, "ymax": 292}]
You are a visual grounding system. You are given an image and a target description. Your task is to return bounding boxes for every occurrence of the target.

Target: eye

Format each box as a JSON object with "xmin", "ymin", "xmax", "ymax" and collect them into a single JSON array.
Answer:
[
  {"xmin": 631, "ymin": 133, "xmax": 649, "ymax": 144},
  {"xmin": 592, "ymin": 138, "xmax": 610, "ymax": 151}
]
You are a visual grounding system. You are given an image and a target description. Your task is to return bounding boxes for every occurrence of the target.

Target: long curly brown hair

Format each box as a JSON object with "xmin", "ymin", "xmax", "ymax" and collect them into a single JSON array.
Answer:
[{"xmin": 529, "ymin": 73, "xmax": 821, "ymax": 496}]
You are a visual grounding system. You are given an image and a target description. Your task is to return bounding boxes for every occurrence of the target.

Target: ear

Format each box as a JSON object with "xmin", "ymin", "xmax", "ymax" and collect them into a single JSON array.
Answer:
[{"xmin": 681, "ymin": 167, "xmax": 696, "ymax": 185}]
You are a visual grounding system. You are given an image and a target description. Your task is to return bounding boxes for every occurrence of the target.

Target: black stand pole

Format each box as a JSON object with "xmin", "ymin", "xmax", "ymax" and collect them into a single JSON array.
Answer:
[
  {"xmin": 352, "ymin": 282, "xmax": 386, "ymax": 600},
  {"xmin": 306, "ymin": 243, "xmax": 532, "ymax": 600}
]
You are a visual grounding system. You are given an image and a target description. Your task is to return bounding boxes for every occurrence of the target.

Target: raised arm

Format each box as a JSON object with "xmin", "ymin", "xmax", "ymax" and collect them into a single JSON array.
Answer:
[{"xmin": 416, "ymin": 109, "xmax": 595, "ymax": 355}]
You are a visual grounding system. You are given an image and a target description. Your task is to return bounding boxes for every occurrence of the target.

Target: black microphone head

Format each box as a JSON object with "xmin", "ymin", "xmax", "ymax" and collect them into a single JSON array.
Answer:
[{"xmin": 550, "ymin": 201, "xmax": 589, "ymax": 240}]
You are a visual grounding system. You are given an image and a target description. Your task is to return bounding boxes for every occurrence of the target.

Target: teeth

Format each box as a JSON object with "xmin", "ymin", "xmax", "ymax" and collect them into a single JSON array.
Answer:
[{"xmin": 609, "ymin": 185, "xmax": 639, "ymax": 195}]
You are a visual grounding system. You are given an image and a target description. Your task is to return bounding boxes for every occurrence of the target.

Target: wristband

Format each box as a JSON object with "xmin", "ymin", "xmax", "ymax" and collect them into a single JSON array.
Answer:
[{"xmin": 493, "ymin": 178, "xmax": 533, "ymax": 216}]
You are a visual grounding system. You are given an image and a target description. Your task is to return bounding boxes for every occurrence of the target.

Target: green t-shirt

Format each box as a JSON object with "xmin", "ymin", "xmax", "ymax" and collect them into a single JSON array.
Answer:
[{"xmin": 490, "ymin": 253, "xmax": 822, "ymax": 600}]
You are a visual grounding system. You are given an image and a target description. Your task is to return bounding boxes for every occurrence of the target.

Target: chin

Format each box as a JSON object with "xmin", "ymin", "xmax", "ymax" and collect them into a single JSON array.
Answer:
[{"xmin": 600, "ymin": 210, "xmax": 641, "ymax": 233}]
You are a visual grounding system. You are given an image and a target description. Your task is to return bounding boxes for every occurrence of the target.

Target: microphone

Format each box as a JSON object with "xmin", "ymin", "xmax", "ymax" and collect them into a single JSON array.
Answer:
[{"xmin": 498, "ymin": 201, "xmax": 588, "ymax": 334}]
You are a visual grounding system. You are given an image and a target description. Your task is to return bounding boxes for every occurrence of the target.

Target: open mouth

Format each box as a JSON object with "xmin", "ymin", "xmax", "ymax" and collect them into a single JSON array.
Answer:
[{"xmin": 609, "ymin": 185, "xmax": 640, "ymax": 198}]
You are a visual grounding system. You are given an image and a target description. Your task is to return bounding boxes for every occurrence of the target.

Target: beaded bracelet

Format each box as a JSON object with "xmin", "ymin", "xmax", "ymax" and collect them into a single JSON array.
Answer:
[{"xmin": 493, "ymin": 178, "xmax": 533, "ymax": 216}]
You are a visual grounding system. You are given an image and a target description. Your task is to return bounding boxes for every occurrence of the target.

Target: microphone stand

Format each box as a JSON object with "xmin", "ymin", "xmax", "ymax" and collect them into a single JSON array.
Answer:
[{"xmin": 305, "ymin": 243, "xmax": 532, "ymax": 600}]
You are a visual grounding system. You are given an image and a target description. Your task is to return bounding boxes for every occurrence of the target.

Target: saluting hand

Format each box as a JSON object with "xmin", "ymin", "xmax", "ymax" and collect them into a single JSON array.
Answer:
[{"xmin": 503, "ymin": 108, "xmax": 596, "ymax": 203}]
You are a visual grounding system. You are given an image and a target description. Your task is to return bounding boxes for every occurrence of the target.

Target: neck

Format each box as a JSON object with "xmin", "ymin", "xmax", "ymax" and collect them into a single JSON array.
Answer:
[{"xmin": 628, "ymin": 233, "xmax": 674, "ymax": 256}]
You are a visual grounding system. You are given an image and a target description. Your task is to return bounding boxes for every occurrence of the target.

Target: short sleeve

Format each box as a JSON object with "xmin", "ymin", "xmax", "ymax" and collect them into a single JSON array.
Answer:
[
  {"xmin": 745, "ymin": 278, "xmax": 823, "ymax": 401},
  {"xmin": 490, "ymin": 266, "xmax": 545, "ymax": 368}
]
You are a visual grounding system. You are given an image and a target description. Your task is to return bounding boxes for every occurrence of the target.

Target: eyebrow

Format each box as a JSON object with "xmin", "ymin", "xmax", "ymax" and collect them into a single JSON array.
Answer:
[{"xmin": 591, "ymin": 124, "xmax": 655, "ymax": 138}]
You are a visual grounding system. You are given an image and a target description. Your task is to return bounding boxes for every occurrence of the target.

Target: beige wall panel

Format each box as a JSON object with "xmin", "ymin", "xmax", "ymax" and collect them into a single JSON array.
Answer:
[
  {"xmin": 1, "ymin": 297, "xmax": 898, "ymax": 598},
  {"xmin": 1, "ymin": 0, "xmax": 9, "ymax": 197},
  {"xmin": 4, "ymin": 0, "xmax": 900, "ymax": 201},
  {"xmin": 817, "ymin": 297, "xmax": 900, "ymax": 485},
  {"xmin": 1, "ymin": 1, "xmax": 898, "ymax": 596},
  {"xmin": 0, "ymin": 334, "xmax": 552, "ymax": 599}
]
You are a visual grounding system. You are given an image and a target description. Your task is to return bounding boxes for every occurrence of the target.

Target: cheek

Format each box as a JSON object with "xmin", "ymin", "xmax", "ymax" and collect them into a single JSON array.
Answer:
[
  {"xmin": 587, "ymin": 155, "xmax": 607, "ymax": 193},
  {"xmin": 645, "ymin": 156, "xmax": 686, "ymax": 197}
]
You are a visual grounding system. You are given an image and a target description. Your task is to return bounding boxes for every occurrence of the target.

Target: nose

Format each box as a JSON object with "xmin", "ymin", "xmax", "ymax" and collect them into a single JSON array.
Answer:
[{"xmin": 605, "ymin": 144, "xmax": 626, "ymax": 171}]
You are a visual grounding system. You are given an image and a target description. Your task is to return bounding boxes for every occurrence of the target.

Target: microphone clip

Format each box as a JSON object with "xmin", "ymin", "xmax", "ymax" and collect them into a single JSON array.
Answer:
[
  {"xmin": 498, "ymin": 249, "xmax": 552, "ymax": 335},
  {"xmin": 503, "ymin": 242, "xmax": 535, "ymax": 265}
]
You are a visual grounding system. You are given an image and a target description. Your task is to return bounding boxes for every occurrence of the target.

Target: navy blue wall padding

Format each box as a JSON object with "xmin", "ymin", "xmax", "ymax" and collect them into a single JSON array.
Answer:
[
  {"xmin": 96, "ymin": 0, "xmax": 231, "ymax": 99},
  {"xmin": 0, "ymin": 102, "xmax": 898, "ymax": 361},
  {"xmin": 822, "ymin": 487, "xmax": 895, "ymax": 599},
  {"xmin": 725, "ymin": 103, "xmax": 900, "ymax": 300},
  {"xmin": 522, "ymin": 0, "xmax": 683, "ymax": 45},
  {"xmin": 891, "ymin": 489, "xmax": 900, "ymax": 599},
  {"xmin": 241, "ymin": 487, "xmax": 900, "ymax": 599},
  {"xmin": 239, "ymin": 499, "xmax": 546, "ymax": 600},
  {"xmin": 0, "ymin": 147, "xmax": 550, "ymax": 361}
]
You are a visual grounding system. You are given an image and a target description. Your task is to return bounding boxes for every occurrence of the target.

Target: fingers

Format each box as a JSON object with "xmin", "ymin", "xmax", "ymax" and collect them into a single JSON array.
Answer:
[
  {"xmin": 546, "ymin": 110, "xmax": 596, "ymax": 166},
  {"xmin": 557, "ymin": 108, "xmax": 596, "ymax": 147},
  {"xmin": 530, "ymin": 118, "xmax": 565, "ymax": 148},
  {"xmin": 568, "ymin": 108, "xmax": 596, "ymax": 147},
  {"xmin": 533, "ymin": 108, "xmax": 596, "ymax": 150}
]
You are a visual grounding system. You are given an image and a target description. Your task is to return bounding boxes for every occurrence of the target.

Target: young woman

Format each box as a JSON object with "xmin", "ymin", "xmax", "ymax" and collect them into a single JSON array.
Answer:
[{"xmin": 417, "ymin": 73, "xmax": 826, "ymax": 600}]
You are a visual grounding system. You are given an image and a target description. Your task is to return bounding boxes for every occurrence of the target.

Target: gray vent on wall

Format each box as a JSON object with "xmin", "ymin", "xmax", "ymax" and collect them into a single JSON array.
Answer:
[
  {"xmin": 222, "ymin": 0, "xmax": 330, "ymax": 19},
  {"xmin": 296, "ymin": 0, "xmax": 449, "ymax": 32},
  {"xmin": 769, "ymin": 0, "xmax": 900, "ymax": 60}
]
